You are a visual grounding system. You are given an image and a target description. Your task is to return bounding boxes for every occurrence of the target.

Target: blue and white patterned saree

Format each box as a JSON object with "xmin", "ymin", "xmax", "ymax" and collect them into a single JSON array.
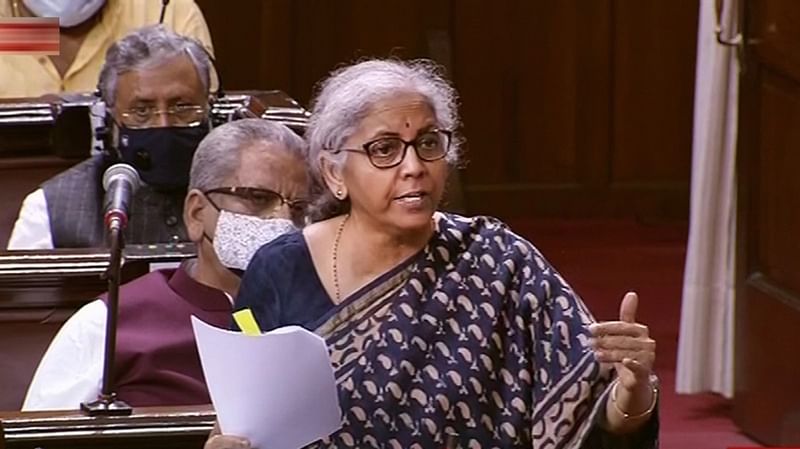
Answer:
[{"xmin": 310, "ymin": 213, "xmax": 657, "ymax": 449}]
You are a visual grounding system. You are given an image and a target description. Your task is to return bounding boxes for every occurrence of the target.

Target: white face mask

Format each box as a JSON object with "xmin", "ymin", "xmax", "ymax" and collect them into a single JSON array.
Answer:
[
  {"xmin": 23, "ymin": 0, "xmax": 106, "ymax": 27},
  {"xmin": 212, "ymin": 210, "xmax": 297, "ymax": 271}
]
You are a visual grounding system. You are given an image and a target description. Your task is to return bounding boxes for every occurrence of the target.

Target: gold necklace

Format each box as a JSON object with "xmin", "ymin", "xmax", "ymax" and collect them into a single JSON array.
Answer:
[{"xmin": 331, "ymin": 214, "xmax": 349, "ymax": 302}]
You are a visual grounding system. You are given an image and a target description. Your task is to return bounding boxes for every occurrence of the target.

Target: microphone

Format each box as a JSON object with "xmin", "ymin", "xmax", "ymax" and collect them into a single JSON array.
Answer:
[{"xmin": 102, "ymin": 163, "xmax": 141, "ymax": 232}]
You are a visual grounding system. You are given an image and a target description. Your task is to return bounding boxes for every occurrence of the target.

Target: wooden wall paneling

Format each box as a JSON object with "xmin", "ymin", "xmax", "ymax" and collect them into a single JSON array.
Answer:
[
  {"xmin": 195, "ymin": 0, "xmax": 295, "ymax": 94},
  {"xmin": 575, "ymin": 0, "xmax": 613, "ymax": 193},
  {"xmin": 516, "ymin": 0, "xmax": 580, "ymax": 186},
  {"xmin": 290, "ymin": 0, "xmax": 446, "ymax": 106},
  {"xmin": 450, "ymin": 0, "xmax": 515, "ymax": 189},
  {"xmin": 749, "ymin": 0, "xmax": 800, "ymax": 82},
  {"xmin": 0, "ymin": 322, "xmax": 61, "ymax": 411},
  {"xmin": 612, "ymin": 1, "xmax": 697, "ymax": 182},
  {"xmin": 194, "ymin": 1, "xmax": 697, "ymax": 221},
  {"xmin": 254, "ymin": 0, "xmax": 295, "ymax": 94},
  {"xmin": 0, "ymin": 159, "xmax": 77, "ymax": 249},
  {"xmin": 610, "ymin": 0, "xmax": 697, "ymax": 218},
  {"xmin": 456, "ymin": 0, "xmax": 615, "ymax": 218}
]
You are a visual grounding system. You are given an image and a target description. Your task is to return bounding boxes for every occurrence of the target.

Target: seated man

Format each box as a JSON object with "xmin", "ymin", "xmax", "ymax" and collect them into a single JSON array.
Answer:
[
  {"xmin": 8, "ymin": 25, "xmax": 213, "ymax": 249},
  {"xmin": 0, "ymin": 0, "xmax": 213, "ymax": 99},
  {"xmin": 23, "ymin": 118, "xmax": 310, "ymax": 410}
]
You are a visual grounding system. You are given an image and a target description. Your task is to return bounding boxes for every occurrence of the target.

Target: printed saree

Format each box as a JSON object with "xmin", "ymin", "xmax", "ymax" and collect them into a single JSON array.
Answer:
[{"xmin": 310, "ymin": 213, "xmax": 657, "ymax": 448}]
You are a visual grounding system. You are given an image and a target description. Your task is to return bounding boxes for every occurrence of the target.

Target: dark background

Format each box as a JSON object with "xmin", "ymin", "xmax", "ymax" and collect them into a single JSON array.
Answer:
[{"xmin": 195, "ymin": 0, "xmax": 699, "ymax": 221}]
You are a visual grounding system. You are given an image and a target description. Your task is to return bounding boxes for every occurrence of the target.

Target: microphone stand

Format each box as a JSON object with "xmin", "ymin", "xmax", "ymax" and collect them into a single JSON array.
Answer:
[{"xmin": 80, "ymin": 219, "xmax": 133, "ymax": 416}]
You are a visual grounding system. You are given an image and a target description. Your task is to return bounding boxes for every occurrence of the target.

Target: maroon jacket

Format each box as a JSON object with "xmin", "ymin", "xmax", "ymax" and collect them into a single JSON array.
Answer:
[{"xmin": 101, "ymin": 263, "xmax": 231, "ymax": 406}]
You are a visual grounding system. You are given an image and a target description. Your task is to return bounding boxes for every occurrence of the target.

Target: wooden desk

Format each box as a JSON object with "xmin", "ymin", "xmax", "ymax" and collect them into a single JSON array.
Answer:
[{"xmin": 0, "ymin": 405, "xmax": 214, "ymax": 449}]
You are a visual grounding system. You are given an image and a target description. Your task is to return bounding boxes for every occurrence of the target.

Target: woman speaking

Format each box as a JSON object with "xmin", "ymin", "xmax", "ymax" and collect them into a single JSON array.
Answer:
[{"xmin": 208, "ymin": 58, "xmax": 658, "ymax": 449}]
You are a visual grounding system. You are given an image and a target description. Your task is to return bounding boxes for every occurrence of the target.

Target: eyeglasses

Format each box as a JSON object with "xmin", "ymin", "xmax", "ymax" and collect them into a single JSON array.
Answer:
[
  {"xmin": 203, "ymin": 187, "xmax": 308, "ymax": 223},
  {"xmin": 330, "ymin": 129, "xmax": 452, "ymax": 169},
  {"xmin": 119, "ymin": 103, "xmax": 207, "ymax": 128}
]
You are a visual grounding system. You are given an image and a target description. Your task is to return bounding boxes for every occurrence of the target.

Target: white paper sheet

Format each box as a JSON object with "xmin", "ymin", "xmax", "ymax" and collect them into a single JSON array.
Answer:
[{"xmin": 191, "ymin": 316, "xmax": 341, "ymax": 449}]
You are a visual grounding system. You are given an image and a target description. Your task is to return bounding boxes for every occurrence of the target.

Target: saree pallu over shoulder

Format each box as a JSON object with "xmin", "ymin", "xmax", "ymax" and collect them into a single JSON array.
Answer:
[{"xmin": 311, "ymin": 213, "xmax": 648, "ymax": 449}]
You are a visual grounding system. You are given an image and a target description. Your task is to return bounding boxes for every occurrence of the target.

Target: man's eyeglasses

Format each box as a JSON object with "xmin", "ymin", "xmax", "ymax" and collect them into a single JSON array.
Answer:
[
  {"xmin": 120, "ymin": 104, "xmax": 207, "ymax": 128},
  {"xmin": 330, "ymin": 129, "xmax": 452, "ymax": 169},
  {"xmin": 203, "ymin": 187, "xmax": 308, "ymax": 223}
]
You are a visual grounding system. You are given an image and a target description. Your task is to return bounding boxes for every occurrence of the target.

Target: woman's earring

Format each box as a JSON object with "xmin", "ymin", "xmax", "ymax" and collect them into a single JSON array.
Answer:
[{"xmin": 335, "ymin": 189, "xmax": 345, "ymax": 200}]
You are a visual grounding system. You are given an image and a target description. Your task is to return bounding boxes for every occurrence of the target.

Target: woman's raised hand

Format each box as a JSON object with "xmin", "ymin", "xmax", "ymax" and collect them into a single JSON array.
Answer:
[{"xmin": 589, "ymin": 292, "xmax": 657, "ymax": 418}]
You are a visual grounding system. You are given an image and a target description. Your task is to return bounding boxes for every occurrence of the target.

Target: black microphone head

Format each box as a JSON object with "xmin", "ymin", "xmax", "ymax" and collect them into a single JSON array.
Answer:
[{"xmin": 102, "ymin": 163, "xmax": 141, "ymax": 193}]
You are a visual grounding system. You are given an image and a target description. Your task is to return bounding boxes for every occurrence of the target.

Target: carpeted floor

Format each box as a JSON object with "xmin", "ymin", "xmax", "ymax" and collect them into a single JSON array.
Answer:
[{"xmin": 505, "ymin": 218, "xmax": 761, "ymax": 449}]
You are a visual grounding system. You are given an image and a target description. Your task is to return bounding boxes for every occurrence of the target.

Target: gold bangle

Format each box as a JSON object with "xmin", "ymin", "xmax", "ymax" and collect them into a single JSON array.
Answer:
[{"xmin": 610, "ymin": 379, "xmax": 658, "ymax": 419}]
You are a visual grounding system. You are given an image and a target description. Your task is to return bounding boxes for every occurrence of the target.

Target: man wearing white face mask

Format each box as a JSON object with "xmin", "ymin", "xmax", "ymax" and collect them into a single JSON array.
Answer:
[
  {"xmin": 0, "ymin": 0, "xmax": 212, "ymax": 98},
  {"xmin": 22, "ymin": 119, "xmax": 310, "ymax": 410}
]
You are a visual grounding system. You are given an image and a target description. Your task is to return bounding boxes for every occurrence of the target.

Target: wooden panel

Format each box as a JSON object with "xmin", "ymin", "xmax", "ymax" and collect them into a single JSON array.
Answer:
[
  {"xmin": 736, "ymin": 277, "xmax": 800, "ymax": 445},
  {"xmin": 195, "ymin": 0, "xmax": 294, "ymax": 93},
  {"xmin": 292, "ymin": 0, "xmax": 443, "ymax": 107},
  {"xmin": 757, "ymin": 72, "xmax": 800, "ymax": 294},
  {"xmin": 0, "ymin": 405, "xmax": 214, "ymax": 449},
  {"xmin": 183, "ymin": 1, "xmax": 697, "ymax": 220},
  {"xmin": 450, "ymin": 1, "xmax": 514, "ymax": 186},
  {"xmin": 454, "ymin": 1, "xmax": 693, "ymax": 219},
  {"xmin": 516, "ymin": 1, "xmax": 579, "ymax": 184},
  {"xmin": 611, "ymin": 1, "xmax": 697, "ymax": 184},
  {"xmin": 453, "ymin": 1, "xmax": 594, "ymax": 186},
  {"xmin": 735, "ymin": 1, "xmax": 800, "ymax": 445},
  {"xmin": 453, "ymin": 0, "xmax": 609, "ymax": 213},
  {"xmin": 0, "ymin": 323, "xmax": 61, "ymax": 411},
  {"xmin": 750, "ymin": 0, "xmax": 800, "ymax": 81},
  {"xmin": 464, "ymin": 184, "xmax": 688, "ymax": 219},
  {"xmin": 574, "ymin": 0, "xmax": 613, "ymax": 189},
  {"xmin": 735, "ymin": 70, "xmax": 800, "ymax": 444},
  {"xmin": 0, "ymin": 159, "xmax": 78, "ymax": 249}
]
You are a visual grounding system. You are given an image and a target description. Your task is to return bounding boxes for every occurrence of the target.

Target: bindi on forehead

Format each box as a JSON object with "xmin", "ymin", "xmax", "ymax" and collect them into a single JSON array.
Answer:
[{"xmin": 364, "ymin": 101, "xmax": 434, "ymax": 129}]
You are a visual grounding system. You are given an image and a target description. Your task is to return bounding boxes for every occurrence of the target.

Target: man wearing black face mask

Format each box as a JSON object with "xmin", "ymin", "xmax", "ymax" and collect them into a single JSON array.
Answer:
[
  {"xmin": 23, "ymin": 118, "xmax": 310, "ymax": 410},
  {"xmin": 8, "ymin": 25, "xmax": 212, "ymax": 249}
]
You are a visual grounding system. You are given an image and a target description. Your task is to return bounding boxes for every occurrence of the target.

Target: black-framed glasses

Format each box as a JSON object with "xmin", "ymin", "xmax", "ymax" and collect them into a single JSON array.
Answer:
[
  {"xmin": 120, "ymin": 103, "xmax": 207, "ymax": 128},
  {"xmin": 203, "ymin": 187, "xmax": 309, "ymax": 222},
  {"xmin": 330, "ymin": 129, "xmax": 452, "ymax": 169}
]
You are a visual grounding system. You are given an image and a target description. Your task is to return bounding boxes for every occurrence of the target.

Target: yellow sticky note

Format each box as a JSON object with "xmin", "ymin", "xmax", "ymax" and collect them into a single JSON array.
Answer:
[{"xmin": 233, "ymin": 309, "xmax": 262, "ymax": 336}]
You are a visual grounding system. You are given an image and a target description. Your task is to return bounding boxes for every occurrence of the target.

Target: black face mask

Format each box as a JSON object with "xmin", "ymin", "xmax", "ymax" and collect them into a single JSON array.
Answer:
[{"xmin": 117, "ymin": 124, "xmax": 209, "ymax": 190}]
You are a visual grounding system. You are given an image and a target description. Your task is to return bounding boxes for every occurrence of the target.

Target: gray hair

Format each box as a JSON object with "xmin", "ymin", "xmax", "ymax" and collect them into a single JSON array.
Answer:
[
  {"xmin": 189, "ymin": 118, "xmax": 307, "ymax": 192},
  {"xmin": 98, "ymin": 25, "xmax": 211, "ymax": 108},
  {"xmin": 306, "ymin": 58, "xmax": 463, "ymax": 221}
]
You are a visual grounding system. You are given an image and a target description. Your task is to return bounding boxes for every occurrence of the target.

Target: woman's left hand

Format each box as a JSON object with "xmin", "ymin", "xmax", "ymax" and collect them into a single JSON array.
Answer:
[{"xmin": 589, "ymin": 292, "xmax": 656, "ymax": 417}]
